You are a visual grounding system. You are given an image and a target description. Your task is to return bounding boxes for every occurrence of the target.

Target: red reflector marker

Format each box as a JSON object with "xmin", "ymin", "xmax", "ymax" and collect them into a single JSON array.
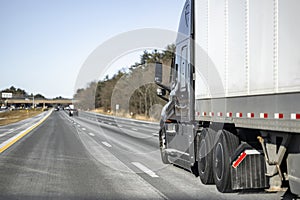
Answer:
[{"xmin": 232, "ymin": 152, "xmax": 247, "ymax": 169}]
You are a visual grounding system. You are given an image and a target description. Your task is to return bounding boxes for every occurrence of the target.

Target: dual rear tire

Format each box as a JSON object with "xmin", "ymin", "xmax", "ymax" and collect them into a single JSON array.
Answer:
[
  {"xmin": 197, "ymin": 128, "xmax": 215, "ymax": 184},
  {"xmin": 198, "ymin": 129, "xmax": 239, "ymax": 192}
]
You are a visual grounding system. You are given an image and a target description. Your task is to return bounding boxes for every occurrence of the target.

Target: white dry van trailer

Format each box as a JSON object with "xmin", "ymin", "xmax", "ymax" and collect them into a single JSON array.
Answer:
[{"xmin": 155, "ymin": 0, "xmax": 300, "ymax": 195}]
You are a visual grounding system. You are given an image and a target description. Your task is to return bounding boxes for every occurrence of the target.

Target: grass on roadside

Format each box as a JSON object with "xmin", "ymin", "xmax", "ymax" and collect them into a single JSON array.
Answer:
[
  {"xmin": 92, "ymin": 108, "xmax": 159, "ymax": 122},
  {"xmin": 0, "ymin": 109, "xmax": 44, "ymax": 126}
]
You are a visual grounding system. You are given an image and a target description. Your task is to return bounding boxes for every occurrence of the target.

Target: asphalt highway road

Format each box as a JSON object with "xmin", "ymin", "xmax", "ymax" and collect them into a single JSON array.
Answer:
[{"xmin": 0, "ymin": 111, "xmax": 286, "ymax": 199}]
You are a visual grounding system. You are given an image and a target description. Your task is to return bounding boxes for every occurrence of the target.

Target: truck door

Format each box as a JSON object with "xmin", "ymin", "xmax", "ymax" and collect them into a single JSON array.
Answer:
[
  {"xmin": 176, "ymin": 44, "xmax": 190, "ymax": 121},
  {"xmin": 174, "ymin": 0, "xmax": 193, "ymax": 123},
  {"xmin": 166, "ymin": 0, "xmax": 195, "ymax": 166},
  {"xmin": 175, "ymin": 42, "xmax": 193, "ymax": 158}
]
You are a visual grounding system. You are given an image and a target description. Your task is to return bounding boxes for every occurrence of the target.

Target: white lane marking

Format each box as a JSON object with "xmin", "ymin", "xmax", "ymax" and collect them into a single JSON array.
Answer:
[
  {"xmin": 152, "ymin": 133, "xmax": 159, "ymax": 137},
  {"xmin": 108, "ymin": 122, "xmax": 112, "ymax": 125},
  {"xmin": 143, "ymin": 124, "xmax": 149, "ymax": 127},
  {"xmin": 0, "ymin": 122, "xmax": 30, "ymax": 137},
  {"xmin": 82, "ymin": 128, "xmax": 86, "ymax": 131},
  {"xmin": 118, "ymin": 125, "xmax": 123, "ymax": 128},
  {"xmin": 88, "ymin": 133, "xmax": 95, "ymax": 137},
  {"xmin": 131, "ymin": 162, "xmax": 159, "ymax": 178},
  {"xmin": 102, "ymin": 141, "xmax": 112, "ymax": 147},
  {"xmin": 131, "ymin": 128, "xmax": 138, "ymax": 131},
  {"xmin": 77, "ymin": 124, "xmax": 81, "ymax": 127}
]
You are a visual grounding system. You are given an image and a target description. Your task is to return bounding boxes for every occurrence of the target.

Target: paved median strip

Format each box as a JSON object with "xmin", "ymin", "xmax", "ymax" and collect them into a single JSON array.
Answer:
[{"xmin": 0, "ymin": 110, "xmax": 53, "ymax": 154}]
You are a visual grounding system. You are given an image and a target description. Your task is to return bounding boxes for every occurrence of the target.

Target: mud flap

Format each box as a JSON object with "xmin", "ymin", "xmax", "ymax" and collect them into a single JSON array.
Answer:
[{"xmin": 231, "ymin": 143, "xmax": 269, "ymax": 190}]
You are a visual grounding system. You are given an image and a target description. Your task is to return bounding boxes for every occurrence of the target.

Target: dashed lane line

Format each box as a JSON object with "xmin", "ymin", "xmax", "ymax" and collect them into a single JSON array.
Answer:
[
  {"xmin": 88, "ymin": 133, "xmax": 95, "ymax": 137},
  {"xmin": 101, "ymin": 141, "xmax": 112, "ymax": 148},
  {"xmin": 131, "ymin": 162, "xmax": 159, "ymax": 178}
]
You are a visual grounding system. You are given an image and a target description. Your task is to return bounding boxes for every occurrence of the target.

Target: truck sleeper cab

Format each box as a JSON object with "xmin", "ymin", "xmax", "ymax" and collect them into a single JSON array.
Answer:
[{"xmin": 155, "ymin": 0, "xmax": 300, "ymax": 195}]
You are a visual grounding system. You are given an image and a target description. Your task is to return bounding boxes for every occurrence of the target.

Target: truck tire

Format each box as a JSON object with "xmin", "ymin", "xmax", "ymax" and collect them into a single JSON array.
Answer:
[
  {"xmin": 198, "ymin": 128, "xmax": 215, "ymax": 184},
  {"xmin": 213, "ymin": 130, "xmax": 239, "ymax": 193},
  {"xmin": 159, "ymin": 128, "xmax": 170, "ymax": 164}
]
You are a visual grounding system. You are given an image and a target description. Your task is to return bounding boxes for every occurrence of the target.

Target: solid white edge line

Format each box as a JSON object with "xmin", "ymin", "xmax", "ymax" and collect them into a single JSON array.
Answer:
[
  {"xmin": 131, "ymin": 162, "xmax": 159, "ymax": 178},
  {"xmin": 0, "ymin": 110, "xmax": 53, "ymax": 153},
  {"xmin": 102, "ymin": 141, "xmax": 112, "ymax": 147}
]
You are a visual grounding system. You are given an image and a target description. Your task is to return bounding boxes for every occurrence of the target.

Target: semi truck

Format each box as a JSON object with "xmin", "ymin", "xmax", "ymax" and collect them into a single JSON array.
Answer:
[
  {"xmin": 155, "ymin": 0, "xmax": 300, "ymax": 195},
  {"xmin": 68, "ymin": 104, "xmax": 78, "ymax": 117}
]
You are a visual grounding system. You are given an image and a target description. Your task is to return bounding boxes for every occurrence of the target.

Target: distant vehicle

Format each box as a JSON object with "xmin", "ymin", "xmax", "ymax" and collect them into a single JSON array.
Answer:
[
  {"xmin": 9, "ymin": 105, "xmax": 16, "ymax": 111},
  {"xmin": 155, "ymin": 0, "xmax": 300, "ymax": 196},
  {"xmin": 0, "ymin": 106, "xmax": 8, "ymax": 110},
  {"xmin": 69, "ymin": 109, "xmax": 78, "ymax": 117},
  {"xmin": 68, "ymin": 104, "xmax": 78, "ymax": 117},
  {"xmin": 54, "ymin": 107, "xmax": 60, "ymax": 111}
]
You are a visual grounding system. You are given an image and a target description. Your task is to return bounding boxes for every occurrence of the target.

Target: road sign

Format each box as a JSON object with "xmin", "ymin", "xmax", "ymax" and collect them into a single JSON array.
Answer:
[{"xmin": 1, "ymin": 92, "xmax": 12, "ymax": 99}]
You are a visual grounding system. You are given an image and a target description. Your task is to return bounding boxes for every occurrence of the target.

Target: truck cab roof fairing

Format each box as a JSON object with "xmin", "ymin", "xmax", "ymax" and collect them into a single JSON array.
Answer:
[{"xmin": 176, "ymin": 0, "xmax": 193, "ymax": 44}]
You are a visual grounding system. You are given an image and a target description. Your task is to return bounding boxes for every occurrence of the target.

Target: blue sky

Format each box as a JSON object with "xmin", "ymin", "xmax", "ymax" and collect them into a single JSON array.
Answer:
[{"xmin": 0, "ymin": 0, "xmax": 185, "ymax": 98}]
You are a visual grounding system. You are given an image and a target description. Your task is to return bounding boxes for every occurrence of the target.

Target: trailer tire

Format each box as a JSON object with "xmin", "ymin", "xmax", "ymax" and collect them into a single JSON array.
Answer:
[
  {"xmin": 198, "ymin": 128, "xmax": 215, "ymax": 184},
  {"xmin": 213, "ymin": 130, "xmax": 239, "ymax": 193},
  {"xmin": 159, "ymin": 128, "xmax": 170, "ymax": 164}
]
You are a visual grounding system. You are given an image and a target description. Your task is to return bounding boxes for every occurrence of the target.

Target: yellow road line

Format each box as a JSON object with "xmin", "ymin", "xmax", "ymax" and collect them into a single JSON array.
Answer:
[{"xmin": 0, "ymin": 110, "xmax": 53, "ymax": 154}]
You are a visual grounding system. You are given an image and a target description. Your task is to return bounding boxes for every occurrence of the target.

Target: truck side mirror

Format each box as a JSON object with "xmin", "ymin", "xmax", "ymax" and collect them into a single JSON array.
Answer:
[{"xmin": 154, "ymin": 62, "xmax": 163, "ymax": 83}]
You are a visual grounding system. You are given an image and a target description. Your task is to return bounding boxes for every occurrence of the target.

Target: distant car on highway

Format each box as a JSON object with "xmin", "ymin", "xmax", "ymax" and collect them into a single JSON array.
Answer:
[
  {"xmin": 69, "ymin": 109, "xmax": 78, "ymax": 117},
  {"xmin": 68, "ymin": 104, "xmax": 78, "ymax": 117},
  {"xmin": 0, "ymin": 106, "xmax": 8, "ymax": 110}
]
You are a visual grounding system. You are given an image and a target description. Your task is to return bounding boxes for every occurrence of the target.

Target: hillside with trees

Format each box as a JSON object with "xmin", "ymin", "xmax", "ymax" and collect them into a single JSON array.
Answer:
[{"xmin": 74, "ymin": 44, "xmax": 175, "ymax": 120}]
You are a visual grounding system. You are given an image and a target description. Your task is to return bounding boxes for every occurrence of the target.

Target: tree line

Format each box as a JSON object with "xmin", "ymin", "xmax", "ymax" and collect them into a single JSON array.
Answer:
[
  {"xmin": 74, "ymin": 44, "xmax": 175, "ymax": 119},
  {"xmin": 0, "ymin": 86, "xmax": 45, "ymax": 99},
  {"xmin": 0, "ymin": 86, "xmax": 68, "ymax": 100}
]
